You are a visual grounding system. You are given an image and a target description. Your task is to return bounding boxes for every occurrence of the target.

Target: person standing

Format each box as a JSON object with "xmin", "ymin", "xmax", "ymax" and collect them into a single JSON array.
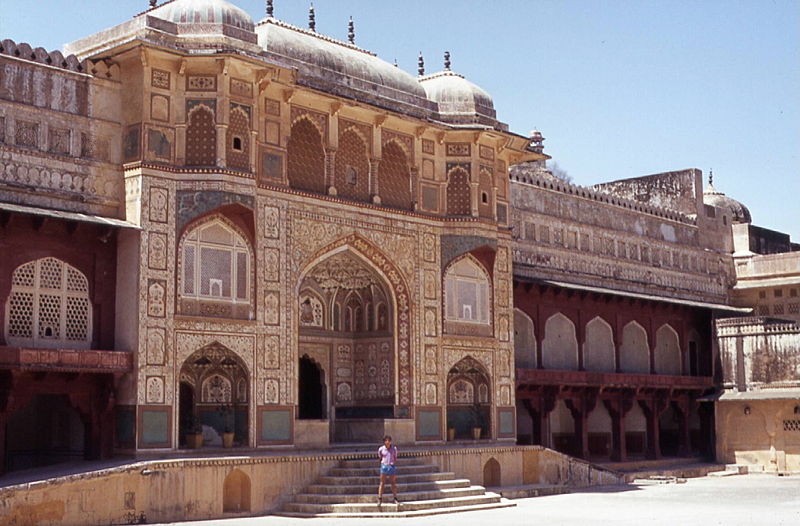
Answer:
[{"xmin": 377, "ymin": 435, "xmax": 399, "ymax": 507}]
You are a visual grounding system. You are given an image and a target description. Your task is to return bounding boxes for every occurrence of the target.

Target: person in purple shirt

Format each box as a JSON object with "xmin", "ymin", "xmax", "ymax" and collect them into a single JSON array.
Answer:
[{"xmin": 377, "ymin": 435, "xmax": 399, "ymax": 507}]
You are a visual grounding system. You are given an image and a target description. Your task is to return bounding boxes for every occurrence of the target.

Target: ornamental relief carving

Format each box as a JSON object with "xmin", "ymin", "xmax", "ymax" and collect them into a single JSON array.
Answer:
[
  {"xmin": 174, "ymin": 331, "xmax": 256, "ymax": 375},
  {"xmin": 148, "ymin": 233, "xmax": 168, "ymax": 270},
  {"xmin": 444, "ymin": 349, "xmax": 494, "ymax": 379},
  {"xmin": 146, "ymin": 327, "xmax": 166, "ymax": 365}
]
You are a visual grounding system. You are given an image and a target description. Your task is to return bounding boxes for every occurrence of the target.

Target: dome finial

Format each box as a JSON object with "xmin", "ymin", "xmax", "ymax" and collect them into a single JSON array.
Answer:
[
  {"xmin": 394, "ymin": 58, "xmax": 398, "ymax": 68},
  {"xmin": 348, "ymin": 16, "xmax": 355, "ymax": 44},
  {"xmin": 266, "ymin": 0, "xmax": 274, "ymax": 18},
  {"xmin": 309, "ymin": 3, "xmax": 316, "ymax": 32},
  {"xmin": 709, "ymin": 168, "xmax": 713, "ymax": 186},
  {"xmin": 444, "ymin": 51, "xmax": 451, "ymax": 71},
  {"xmin": 418, "ymin": 52, "xmax": 425, "ymax": 76},
  {"xmin": 149, "ymin": 0, "xmax": 157, "ymax": 8}
]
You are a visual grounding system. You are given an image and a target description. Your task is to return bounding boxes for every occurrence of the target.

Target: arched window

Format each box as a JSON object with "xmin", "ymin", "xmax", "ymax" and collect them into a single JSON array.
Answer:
[
  {"xmin": 444, "ymin": 257, "xmax": 490, "ymax": 324},
  {"xmin": 180, "ymin": 219, "xmax": 250, "ymax": 304},
  {"xmin": 5, "ymin": 257, "xmax": 92, "ymax": 349}
]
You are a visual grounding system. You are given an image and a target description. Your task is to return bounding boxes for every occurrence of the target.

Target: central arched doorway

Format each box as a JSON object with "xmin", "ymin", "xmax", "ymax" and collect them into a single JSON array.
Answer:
[
  {"xmin": 446, "ymin": 357, "xmax": 492, "ymax": 440},
  {"xmin": 298, "ymin": 248, "xmax": 397, "ymax": 442},
  {"xmin": 179, "ymin": 342, "xmax": 249, "ymax": 448}
]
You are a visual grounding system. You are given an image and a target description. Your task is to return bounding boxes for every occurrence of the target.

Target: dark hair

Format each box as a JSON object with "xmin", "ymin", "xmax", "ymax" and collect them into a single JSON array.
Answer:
[{"xmin": 383, "ymin": 435, "xmax": 392, "ymax": 442}]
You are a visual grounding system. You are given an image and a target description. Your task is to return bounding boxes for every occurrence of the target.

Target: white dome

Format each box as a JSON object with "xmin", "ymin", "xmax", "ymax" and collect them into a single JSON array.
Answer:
[
  {"xmin": 151, "ymin": 0, "xmax": 255, "ymax": 32},
  {"xmin": 419, "ymin": 70, "xmax": 496, "ymax": 126}
]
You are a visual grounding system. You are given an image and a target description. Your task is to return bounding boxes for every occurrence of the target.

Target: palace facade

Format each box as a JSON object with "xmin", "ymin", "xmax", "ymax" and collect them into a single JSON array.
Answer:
[{"xmin": 0, "ymin": 0, "xmax": 796, "ymax": 475}]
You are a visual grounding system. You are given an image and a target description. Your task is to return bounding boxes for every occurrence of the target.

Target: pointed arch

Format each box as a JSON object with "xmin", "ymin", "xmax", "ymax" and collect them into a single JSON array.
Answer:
[
  {"xmin": 444, "ymin": 254, "xmax": 491, "ymax": 324},
  {"xmin": 542, "ymin": 313, "xmax": 578, "ymax": 370},
  {"xmin": 655, "ymin": 324, "xmax": 682, "ymax": 375},
  {"xmin": 514, "ymin": 308, "xmax": 537, "ymax": 369},
  {"xmin": 226, "ymin": 104, "xmax": 251, "ymax": 171},
  {"xmin": 583, "ymin": 316, "xmax": 615, "ymax": 373},
  {"xmin": 620, "ymin": 321, "xmax": 650, "ymax": 374},
  {"xmin": 298, "ymin": 234, "xmax": 413, "ymax": 407},
  {"xmin": 222, "ymin": 469, "xmax": 251, "ymax": 513},
  {"xmin": 177, "ymin": 214, "xmax": 253, "ymax": 318},
  {"xmin": 186, "ymin": 102, "xmax": 216, "ymax": 166},
  {"xmin": 335, "ymin": 128, "xmax": 371, "ymax": 201},
  {"xmin": 378, "ymin": 140, "xmax": 412, "ymax": 209},
  {"xmin": 287, "ymin": 116, "xmax": 326, "ymax": 194},
  {"xmin": 446, "ymin": 166, "xmax": 471, "ymax": 216}
]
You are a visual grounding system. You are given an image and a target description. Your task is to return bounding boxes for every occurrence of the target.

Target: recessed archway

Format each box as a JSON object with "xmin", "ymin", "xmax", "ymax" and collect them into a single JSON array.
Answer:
[
  {"xmin": 179, "ymin": 342, "xmax": 249, "ymax": 448},
  {"xmin": 446, "ymin": 356, "xmax": 492, "ymax": 440},
  {"xmin": 298, "ymin": 355, "xmax": 326, "ymax": 420},
  {"xmin": 297, "ymin": 236, "xmax": 411, "ymax": 442}
]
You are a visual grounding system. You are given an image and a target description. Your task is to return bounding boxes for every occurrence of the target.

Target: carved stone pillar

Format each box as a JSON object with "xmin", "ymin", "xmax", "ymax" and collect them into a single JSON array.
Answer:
[
  {"xmin": 325, "ymin": 148, "xmax": 337, "ymax": 195},
  {"xmin": 369, "ymin": 158, "xmax": 381, "ymax": 204}
]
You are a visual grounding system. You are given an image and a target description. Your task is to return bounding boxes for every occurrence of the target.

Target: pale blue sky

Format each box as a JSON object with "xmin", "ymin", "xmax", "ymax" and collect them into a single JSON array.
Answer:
[{"xmin": 1, "ymin": 0, "xmax": 798, "ymax": 237}]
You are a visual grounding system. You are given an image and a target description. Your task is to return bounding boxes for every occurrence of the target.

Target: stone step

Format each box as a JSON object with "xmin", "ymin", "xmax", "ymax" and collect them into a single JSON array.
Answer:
[
  {"xmin": 338, "ymin": 457, "xmax": 431, "ymax": 468},
  {"xmin": 328, "ymin": 464, "xmax": 440, "ymax": 477},
  {"xmin": 317, "ymin": 472, "xmax": 456, "ymax": 485},
  {"xmin": 293, "ymin": 485, "xmax": 487, "ymax": 504},
  {"xmin": 283, "ymin": 492, "xmax": 505, "ymax": 515},
  {"xmin": 306, "ymin": 479, "xmax": 471, "ymax": 495},
  {"xmin": 276, "ymin": 499, "xmax": 517, "ymax": 519}
]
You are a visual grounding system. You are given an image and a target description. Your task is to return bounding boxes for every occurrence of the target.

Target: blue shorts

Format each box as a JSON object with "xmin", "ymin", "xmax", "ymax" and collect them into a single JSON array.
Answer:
[{"xmin": 380, "ymin": 464, "xmax": 397, "ymax": 476}]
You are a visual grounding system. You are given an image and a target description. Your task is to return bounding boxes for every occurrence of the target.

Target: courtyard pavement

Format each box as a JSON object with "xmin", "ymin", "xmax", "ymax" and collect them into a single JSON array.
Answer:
[{"xmin": 152, "ymin": 474, "xmax": 800, "ymax": 526}]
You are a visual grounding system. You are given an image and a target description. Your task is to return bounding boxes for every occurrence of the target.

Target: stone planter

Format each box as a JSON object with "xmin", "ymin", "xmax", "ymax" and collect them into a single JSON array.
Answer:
[
  {"xmin": 471, "ymin": 427, "xmax": 482, "ymax": 440},
  {"xmin": 222, "ymin": 432, "xmax": 235, "ymax": 448},
  {"xmin": 185, "ymin": 433, "xmax": 204, "ymax": 449},
  {"xmin": 447, "ymin": 428, "xmax": 456, "ymax": 441}
]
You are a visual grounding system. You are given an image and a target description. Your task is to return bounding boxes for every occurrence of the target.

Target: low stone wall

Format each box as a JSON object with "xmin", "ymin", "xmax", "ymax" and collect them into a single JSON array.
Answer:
[{"xmin": 0, "ymin": 446, "xmax": 624, "ymax": 526}]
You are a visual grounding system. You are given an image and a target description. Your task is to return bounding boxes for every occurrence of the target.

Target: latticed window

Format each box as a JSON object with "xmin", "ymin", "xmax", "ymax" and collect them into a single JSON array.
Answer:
[
  {"xmin": 181, "ymin": 219, "xmax": 250, "ymax": 303},
  {"xmin": 444, "ymin": 257, "xmax": 490, "ymax": 324},
  {"xmin": 4, "ymin": 258, "xmax": 92, "ymax": 349}
]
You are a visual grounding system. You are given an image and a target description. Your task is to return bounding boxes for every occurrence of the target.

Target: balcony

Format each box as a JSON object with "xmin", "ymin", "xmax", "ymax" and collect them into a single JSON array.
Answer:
[
  {"xmin": 516, "ymin": 368, "xmax": 713, "ymax": 392},
  {"xmin": 0, "ymin": 346, "xmax": 133, "ymax": 373}
]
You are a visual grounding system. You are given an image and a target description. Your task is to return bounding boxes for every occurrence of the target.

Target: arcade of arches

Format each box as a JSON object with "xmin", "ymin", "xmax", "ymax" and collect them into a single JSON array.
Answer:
[{"xmin": 514, "ymin": 282, "xmax": 715, "ymax": 461}]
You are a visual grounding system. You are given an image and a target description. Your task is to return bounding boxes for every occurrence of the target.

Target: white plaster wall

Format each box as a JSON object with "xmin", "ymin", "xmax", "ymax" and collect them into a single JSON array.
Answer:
[
  {"xmin": 514, "ymin": 308, "xmax": 537, "ymax": 369},
  {"xmin": 542, "ymin": 313, "xmax": 578, "ymax": 370},
  {"xmin": 627, "ymin": 402, "xmax": 647, "ymax": 432},
  {"xmin": 654, "ymin": 325, "xmax": 682, "ymax": 375},
  {"xmin": 550, "ymin": 399, "xmax": 574, "ymax": 434},
  {"xmin": 620, "ymin": 322, "xmax": 650, "ymax": 374},
  {"xmin": 587, "ymin": 403, "xmax": 612, "ymax": 433},
  {"xmin": 583, "ymin": 317, "xmax": 615, "ymax": 372}
]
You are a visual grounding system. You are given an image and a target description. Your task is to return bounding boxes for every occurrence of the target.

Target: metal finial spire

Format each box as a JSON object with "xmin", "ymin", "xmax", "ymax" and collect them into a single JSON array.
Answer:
[
  {"xmin": 149, "ymin": 0, "xmax": 157, "ymax": 8},
  {"xmin": 418, "ymin": 53, "xmax": 425, "ymax": 76},
  {"xmin": 266, "ymin": 0, "xmax": 273, "ymax": 18},
  {"xmin": 309, "ymin": 4, "xmax": 316, "ymax": 32},
  {"xmin": 348, "ymin": 16, "xmax": 355, "ymax": 44},
  {"xmin": 709, "ymin": 169, "xmax": 713, "ymax": 186},
  {"xmin": 394, "ymin": 58, "xmax": 398, "ymax": 67},
  {"xmin": 444, "ymin": 51, "xmax": 451, "ymax": 71}
]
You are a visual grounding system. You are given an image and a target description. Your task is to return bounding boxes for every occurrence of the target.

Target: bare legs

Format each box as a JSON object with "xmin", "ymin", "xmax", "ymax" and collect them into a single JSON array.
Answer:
[{"xmin": 378, "ymin": 473, "xmax": 398, "ymax": 506}]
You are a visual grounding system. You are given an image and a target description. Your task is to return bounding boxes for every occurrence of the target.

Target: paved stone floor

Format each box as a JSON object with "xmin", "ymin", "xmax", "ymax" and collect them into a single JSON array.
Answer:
[{"xmin": 153, "ymin": 474, "xmax": 800, "ymax": 526}]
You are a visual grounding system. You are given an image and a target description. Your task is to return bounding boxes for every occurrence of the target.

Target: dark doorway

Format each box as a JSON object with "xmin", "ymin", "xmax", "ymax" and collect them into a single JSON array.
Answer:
[
  {"xmin": 179, "ymin": 382, "xmax": 194, "ymax": 447},
  {"xmin": 5, "ymin": 394, "xmax": 85, "ymax": 472},
  {"xmin": 298, "ymin": 356, "xmax": 325, "ymax": 419}
]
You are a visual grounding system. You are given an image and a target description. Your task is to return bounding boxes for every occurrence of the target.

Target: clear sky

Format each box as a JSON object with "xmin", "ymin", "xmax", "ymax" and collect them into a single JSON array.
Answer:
[{"xmin": 1, "ymin": 0, "xmax": 798, "ymax": 237}]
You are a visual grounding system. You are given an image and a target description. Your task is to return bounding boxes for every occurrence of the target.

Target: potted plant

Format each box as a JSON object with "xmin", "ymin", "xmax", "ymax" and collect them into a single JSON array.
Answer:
[
  {"xmin": 470, "ymin": 402, "xmax": 483, "ymax": 440},
  {"xmin": 447, "ymin": 427, "xmax": 456, "ymax": 441},
  {"xmin": 221, "ymin": 404, "xmax": 235, "ymax": 448},
  {"xmin": 185, "ymin": 413, "xmax": 204, "ymax": 449}
]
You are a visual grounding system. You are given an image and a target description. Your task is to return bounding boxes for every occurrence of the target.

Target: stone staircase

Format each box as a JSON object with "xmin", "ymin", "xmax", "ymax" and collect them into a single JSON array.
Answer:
[{"xmin": 277, "ymin": 456, "xmax": 516, "ymax": 518}]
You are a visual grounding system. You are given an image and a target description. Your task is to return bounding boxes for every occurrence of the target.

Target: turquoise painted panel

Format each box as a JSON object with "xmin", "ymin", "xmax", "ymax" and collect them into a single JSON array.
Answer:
[
  {"xmin": 499, "ymin": 410, "xmax": 514, "ymax": 435},
  {"xmin": 141, "ymin": 409, "xmax": 169, "ymax": 445},
  {"xmin": 261, "ymin": 409, "xmax": 291, "ymax": 441},
  {"xmin": 417, "ymin": 409, "xmax": 441, "ymax": 439}
]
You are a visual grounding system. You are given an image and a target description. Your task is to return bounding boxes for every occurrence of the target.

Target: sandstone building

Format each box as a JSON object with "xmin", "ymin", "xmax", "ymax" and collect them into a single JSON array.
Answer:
[{"xmin": 0, "ymin": 0, "xmax": 796, "ymax": 479}]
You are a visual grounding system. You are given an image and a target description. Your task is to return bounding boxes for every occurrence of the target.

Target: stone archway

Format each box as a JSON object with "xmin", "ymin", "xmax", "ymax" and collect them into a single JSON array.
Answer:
[
  {"xmin": 446, "ymin": 356, "xmax": 492, "ymax": 440},
  {"xmin": 179, "ymin": 342, "xmax": 249, "ymax": 448},
  {"xmin": 299, "ymin": 234, "xmax": 413, "ymax": 412},
  {"xmin": 298, "ymin": 240, "xmax": 405, "ymax": 442}
]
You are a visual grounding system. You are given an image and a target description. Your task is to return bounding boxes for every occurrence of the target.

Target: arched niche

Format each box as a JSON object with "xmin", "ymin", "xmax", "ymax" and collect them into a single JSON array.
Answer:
[
  {"xmin": 446, "ymin": 356, "xmax": 491, "ymax": 440},
  {"xmin": 583, "ymin": 317, "xmax": 615, "ymax": 373},
  {"xmin": 514, "ymin": 309, "xmax": 537, "ymax": 369},
  {"xmin": 620, "ymin": 321, "xmax": 650, "ymax": 374},
  {"xmin": 542, "ymin": 313, "xmax": 578, "ymax": 370},
  {"xmin": 654, "ymin": 324, "xmax": 682, "ymax": 375},
  {"xmin": 222, "ymin": 469, "xmax": 251, "ymax": 513}
]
